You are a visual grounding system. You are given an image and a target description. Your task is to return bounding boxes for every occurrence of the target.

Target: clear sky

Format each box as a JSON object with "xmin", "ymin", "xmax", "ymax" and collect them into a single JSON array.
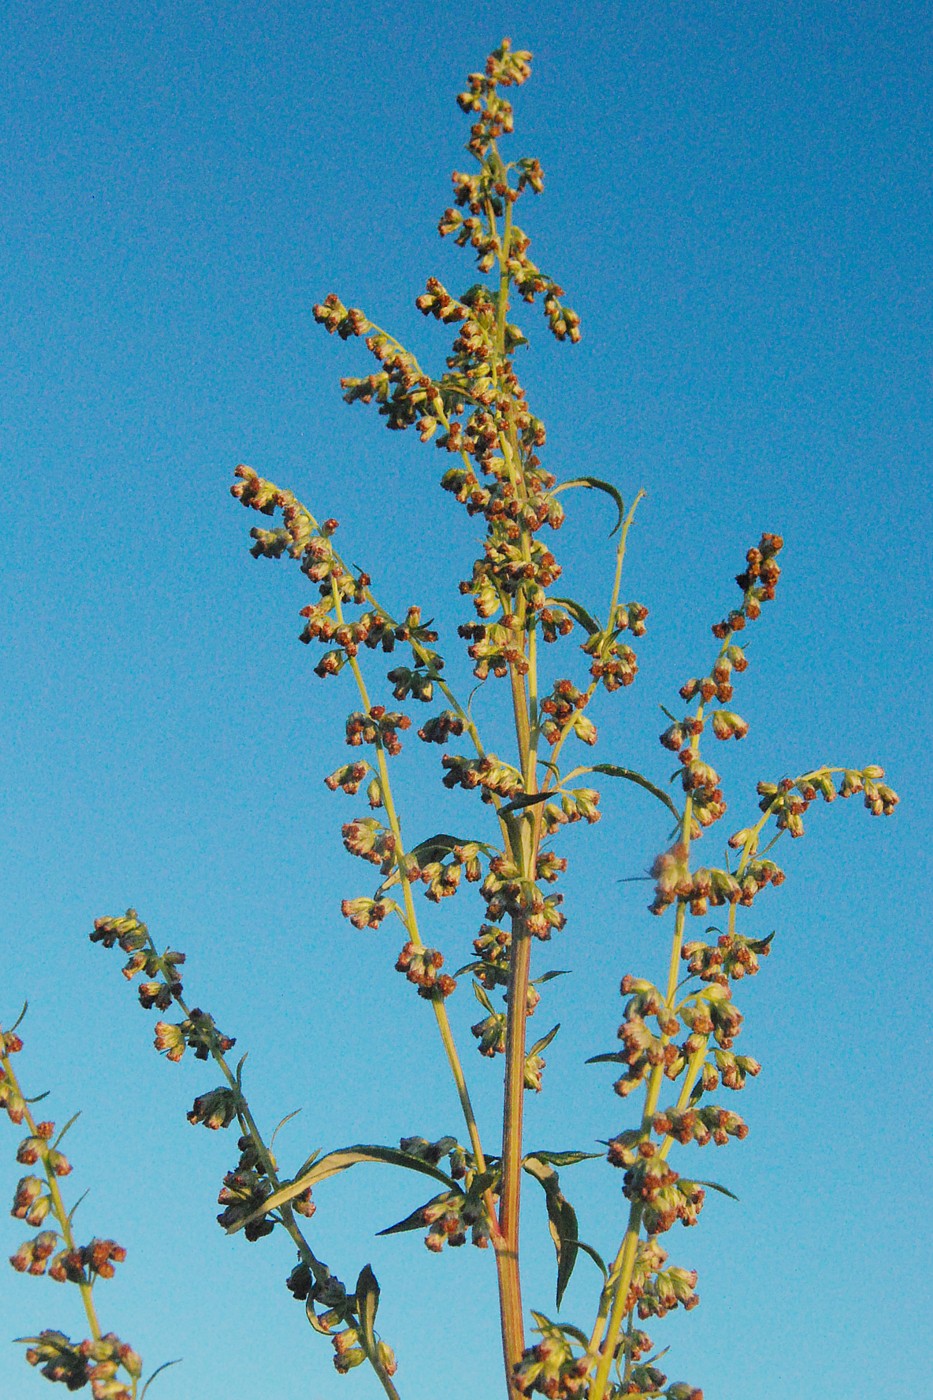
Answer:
[{"xmin": 2, "ymin": 2, "xmax": 930, "ymax": 1398}]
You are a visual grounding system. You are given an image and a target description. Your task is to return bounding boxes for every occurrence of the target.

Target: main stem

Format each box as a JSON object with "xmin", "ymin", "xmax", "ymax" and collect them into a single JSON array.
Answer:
[{"xmin": 498, "ymin": 910, "xmax": 532, "ymax": 1383}]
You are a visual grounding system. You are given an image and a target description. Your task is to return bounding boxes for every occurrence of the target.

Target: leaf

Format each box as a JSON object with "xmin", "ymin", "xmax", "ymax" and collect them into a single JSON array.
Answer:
[
  {"xmin": 291, "ymin": 1148, "xmax": 321, "ymax": 1180},
  {"xmin": 140, "ymin": 1360, "xmax": 182, "ymax": 1398},
  {"xmin": 10, "ymin": 1001, "xmax": 28, "ymax": 1033},
  {"xmin": 472, "ymin": 981, "xmax": 495, "ymax": 1013},
  {"xmin": 592, "ymin": 764, "xmax": 681, "ymax": 820},
  {"xmin": 528, "ymin": 1023, "xmax": 561, "ymax": 1057},
  {"xmin": 558, "ymin": 1322, "xmax": 592, "ymax": 1348},
  {"xmin": 305, "ymin": 1299, "xmax": 335, "ymax": 1335},
  {"xmin": 378, "ymin": 832, "xmax": 489, "ymax": 893},
  {"xmin": 531, "ymin": 970, "xmax": 570, "ymax": 986},
  {"xmin": 411, "ymin": 833, "xmax": 493, "ymax": 862},
  {"xmin": 226, "ymin": 1145, "xmax": 457, "ymax": 1234},
  {"xmin": 585, "ymin": 1052, "xmax": 626, "ymax": 1065},
  {"xmin": 552, "ymin": 476, "xmax": 626, "ymax": 535},
  {"xmin": 548, "ymin": 595, "xmax": 601, "ymax": 635},
  {"xmin": 378, "ymin": 1194, "xmax": 445, "ymax": 1236},
  {"xmin": 455, "ymin": 959, "xmax": 504, "ymax": 981},
  {"xmin": 523, "ymin": 1156, "xmax": 579, "ymax": 1307},
  {"xmin": 67, "ymin": 1189, "xmax": 90, "ymax": 1224},
  {"xmin": 498, "ymin": 791, "xmax": 553, "ymax": 816},
  {"xmin": 691, "ymin": 1178, "xmax": 740, "ymax": 1202},
  {"xmin": 270, "ymin": 1109, "xmax": 302, "ymax": 1149},
  {"xmin": 355, "ymin": 1264, "xmax": 380, "ymax": 1359},
  {"xmin": 572, "ymin": 1238, "xmax": 608, "ymax": 1279},
  {"xmin": 525, "ymin": 1150, "xmax": 602, "ymax": 1167}
]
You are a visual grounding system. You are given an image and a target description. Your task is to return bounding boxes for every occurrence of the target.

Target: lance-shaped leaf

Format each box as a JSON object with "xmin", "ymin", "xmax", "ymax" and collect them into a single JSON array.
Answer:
[
  {"xmin": 225, "ymin": 1145, "xmax": 457, "ymax": 1235},
  {"xmin": 548, "ymin": 595, "xmax": 601, "ymax": 635},
  {"xmin": 498, "ymin": 791, "xmax": 553, "ymax": 817},
  {"xmin": 552, "ymin": 477, "xmax": 626, "ymax": 535},
  {"xmin": 525, "ymin": 1149, "xmax": 602, "ymax": 1167},
  {"xmin": 523, "ymin": 1155, "xmax": 580, "ymax": 1307},
  {"xmin": 378, "ymin": 1190, "xmax": 452, "ymax": 1236},
  {"xmin": 355, "ymin": 1264, "xmax": 380, "ymax": 1359},
  {"xmin": 591, "ymin": 763, "xmax": 681, "ymax": 821},
  {"xmin": 528, "ymin": 1024, "xmax": 561, "ymax": 1058},
  {"xmin": 472, "ymin": 981, "xmax": 496, "ymax": 1013},
  {"xmin": 572, "ymin": 1237, "xmax": 608, "ymax": 1280}
]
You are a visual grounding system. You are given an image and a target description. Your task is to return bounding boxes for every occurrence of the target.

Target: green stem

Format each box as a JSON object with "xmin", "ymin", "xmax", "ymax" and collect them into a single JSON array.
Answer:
[
  {"xmin": 607, "ymin": 491, "xmax": 646, "ymax": 626},
  {"xmin": 587, "ymin": 1208, "xmax": 643, "ymax": 1397},
  {"xmin": 498, "ymin": 914, "xmax": 532, "ymax": 1380}
]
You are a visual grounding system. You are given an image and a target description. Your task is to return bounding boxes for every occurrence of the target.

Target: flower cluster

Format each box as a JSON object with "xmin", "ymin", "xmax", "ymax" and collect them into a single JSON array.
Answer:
[
  {"xmin": 22, "ymin": 1332, "xmax": 142, "ymax": 1400},
  {"xmin": 2, "ymin": 1022, "xmax": 142, "ymax": 1400},
  {"xmin": 395, "ymin": 942, "xmax": 457, "ymax": 1000},
  {"xmin": 91, "ymin": 909, "xmax": 185, "ymax": 1010}
]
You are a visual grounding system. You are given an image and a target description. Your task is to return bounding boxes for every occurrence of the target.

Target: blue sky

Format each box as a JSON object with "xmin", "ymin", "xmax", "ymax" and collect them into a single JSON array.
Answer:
[{"xmin": 1, "ymin": 2, "xmax": 930, "ymax": 1397}]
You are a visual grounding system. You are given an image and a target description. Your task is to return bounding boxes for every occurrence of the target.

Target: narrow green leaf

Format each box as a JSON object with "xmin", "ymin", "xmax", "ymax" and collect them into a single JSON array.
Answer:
[
  {"xmin": 692, "ymin": 1178, "xmax": 740, "ymax": 1202},
  {"xmin": 355, "ymin": 1264, "xmax": 380, "ymax": 1358},
  {"xmin": 571, "ymin": 1238, "xmax": 608, "ymax": 1279},
  {"xmin": 52, "ymin": 1114, "xmax": 81, "ymax": 1149},
  {"xmin": 227, "ymin": 1145, "xmax": 456, "ymax": 1233},
  {"xmin": 140, "ymin": 1359, "xmax": 182, "ymax": 1398},
  {"xmin": 67, "ymin": 1189, "xmax": 90, "ymax": 1225},
  {"xmin": 552, "ymin": 1198, "xmax": 579, "ymax": 1307},
  {"xmin": 522, "ymin": 1156, "xmax": 580, "ymax": 1308},
  {"xmin": 585, "ymin": 1052, "xmax": 626, "ymax": 1065},
  {"xmin": 528, "ymin": 1023, "xmax": 561, "ymax": 1057},
  {"xmin": 525, "ymin": 1150, "xmax": 602, "ymax": 1167},
  {"xmin": 592, "ymin": 764, "xmax": 681, "ymax": 820},
  {"xmin": 552, "ymin": 476, "xmax": 626, "ymax": 535},
  {"xmin": 472, "ymin": 981, "xmax": 495, "ymax": 1013},
  {"xmin": 498, "ymin": 791, "xmax": 552, "ymax": 816},
  {"xmin": 531, "ymin": 969, "xmax": 571, "ymax": 986},
  {"xmin": 378, "ymin": 1195, "xmax": 444, "ymax": 1236},
  {"xmin": 548, "ymin": 595, "xmax": 601, "ymax": 635},
  {"xmin": 645, "ymin": 1346, "xmax": 671, "ymax": 1366},
  {"xmin": 270, "ymin": 1109, "xmax": 302, "ymax": 1149},
  {"xmin": 10, "ymin": 1001, "xmax": 29, "ymax": 1034},
  {"xmin": 291, "ymin": 1148, "xmax": 321, "ymax": 1180}
]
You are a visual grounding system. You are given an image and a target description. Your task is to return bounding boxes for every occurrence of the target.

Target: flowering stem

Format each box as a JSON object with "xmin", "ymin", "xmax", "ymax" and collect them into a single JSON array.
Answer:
[
  {"xmin": 331, "ymin": 584, "xmax": 491, "ymax": 1186},
  {"xmin": 0, "ymin": 1051, "xmax": 108, "ymax": 1366},
  {"xmin": 590, "ymin": 771, "xmax": 694, "ymax": 1397}
]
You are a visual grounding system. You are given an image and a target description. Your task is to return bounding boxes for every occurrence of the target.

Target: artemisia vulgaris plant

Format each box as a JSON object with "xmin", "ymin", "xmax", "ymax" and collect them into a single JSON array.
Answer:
[{"xmin": 5, "ymin": 39, "xmax": 899, "ymax": 1400}]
